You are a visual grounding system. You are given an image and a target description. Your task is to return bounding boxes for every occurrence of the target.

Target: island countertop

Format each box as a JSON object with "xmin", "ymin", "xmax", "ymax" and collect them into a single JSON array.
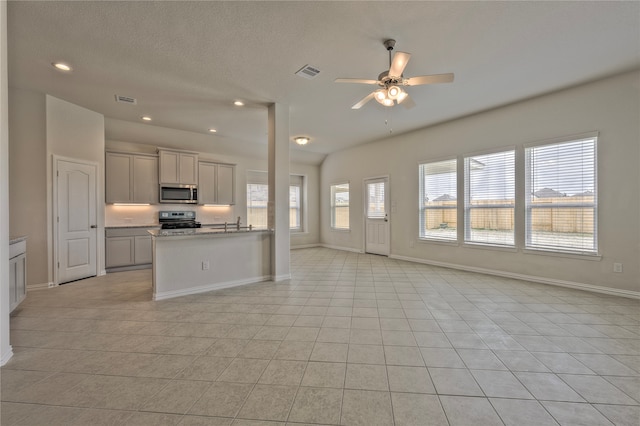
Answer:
[{"xmin": 148, "ymin": 228, "xmax": 272, "ymax": 238}]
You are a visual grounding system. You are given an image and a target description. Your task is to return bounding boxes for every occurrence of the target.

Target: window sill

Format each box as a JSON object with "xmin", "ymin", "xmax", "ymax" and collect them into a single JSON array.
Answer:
[
  {"xmin": 523, "ymin": 248, "xmax": 601, "ymax": 261},
  {"xmin": 291, "ymin": 231, "xmax": 308, "ymax": 235},
  {"xmin": 417, "ymin": 238, "xmax": 458, "ymax": 247},
  {"xmin": 331, "ymin": 228, "xmax": 351, "ymax": 233},
  {"xmin": 462, "ymin": 242, "xmax": 518, "ymax": 253}
]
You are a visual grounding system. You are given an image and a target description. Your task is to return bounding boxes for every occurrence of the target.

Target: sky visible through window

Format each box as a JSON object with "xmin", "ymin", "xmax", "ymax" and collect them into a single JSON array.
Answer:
[{"xmin": 423, "ymin": 140, "xmax": 595, "ymax": 202}]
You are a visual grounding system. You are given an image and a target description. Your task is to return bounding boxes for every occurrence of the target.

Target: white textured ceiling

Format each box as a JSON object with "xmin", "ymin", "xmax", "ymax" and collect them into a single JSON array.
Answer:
[{"xmin": 8, "ymin": 1, "xmax": 640, "ymax": 165}]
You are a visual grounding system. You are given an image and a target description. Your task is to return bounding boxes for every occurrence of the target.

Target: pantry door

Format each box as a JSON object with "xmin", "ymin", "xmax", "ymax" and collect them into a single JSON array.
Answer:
[
  {"xmin": 364, "ymin": 177, "xmax": 390, "ymax": 256},
  {"xmin": 55, "ymin": 157, "xmax": 98, "ymax": 284}
]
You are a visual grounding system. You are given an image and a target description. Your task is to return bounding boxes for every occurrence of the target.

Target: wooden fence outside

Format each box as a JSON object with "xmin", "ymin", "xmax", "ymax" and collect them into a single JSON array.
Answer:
[{"xmin": 422, "ymin": 196, "xmax": 594, "ymax": 234}]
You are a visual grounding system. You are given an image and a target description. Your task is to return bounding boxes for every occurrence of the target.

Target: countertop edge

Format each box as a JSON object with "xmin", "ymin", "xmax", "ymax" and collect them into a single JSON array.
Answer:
[
  {"xmin": 150, "ymin": 229, "xmax": 273, "ymax": 238},
  {"xmin": 9, "ymin": 236, "xmax": 28, "ymax": 245},
  {"xmin": 105, "ymin": 225, "xmax": 160, "ymax": 229}
]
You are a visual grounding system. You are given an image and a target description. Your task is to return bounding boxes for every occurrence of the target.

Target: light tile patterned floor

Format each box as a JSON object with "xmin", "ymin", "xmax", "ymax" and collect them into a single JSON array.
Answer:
[{"xmin": 1, "ymin": 247, "xmax": 639, "ymax": 425}]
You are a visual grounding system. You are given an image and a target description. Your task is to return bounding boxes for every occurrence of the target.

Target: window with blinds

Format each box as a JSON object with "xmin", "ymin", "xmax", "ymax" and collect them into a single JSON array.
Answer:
[
  {"xmin": 464, "ymin": 149, "xmax": 515, "ymax": 246},
  {"xmin": 419, "ymin": 159, "xmax": 457, "ymax": 241},
  {"xmin": 290, "ymin": 175, "xmax": 304, "ymax": 231},
  {"xmin": 525, "ymin": 136, "xmax": 597, "ymax": 254},
  {"xmin": 331, "ymin": 183, "xmax": 350, "ymax": 230},
  {"xmin": 367, "ymin": 181, "xmax": 385, "ymax": 219},
  {"xmin": 246, "ymin": 171, "xmax": 304, "ymax": 231}
]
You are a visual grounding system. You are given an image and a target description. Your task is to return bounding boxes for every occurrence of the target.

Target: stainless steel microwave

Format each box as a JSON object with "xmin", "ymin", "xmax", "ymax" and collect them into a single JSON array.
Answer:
[{"xmin": 159, "ymin": 184, "xmax": 198, "ymax": 204}]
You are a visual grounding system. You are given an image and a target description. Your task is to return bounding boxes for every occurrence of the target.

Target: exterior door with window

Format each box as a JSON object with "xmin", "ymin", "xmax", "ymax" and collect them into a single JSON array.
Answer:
[{"xmin": 365, "ymin": 177, "xmax": 390, "ymax": 255}]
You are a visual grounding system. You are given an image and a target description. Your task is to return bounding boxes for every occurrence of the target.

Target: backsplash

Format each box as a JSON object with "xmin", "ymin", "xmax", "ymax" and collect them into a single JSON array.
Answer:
[{"xmin": 105, "ymin": 204, "xmax": 236, "ymax": 227}]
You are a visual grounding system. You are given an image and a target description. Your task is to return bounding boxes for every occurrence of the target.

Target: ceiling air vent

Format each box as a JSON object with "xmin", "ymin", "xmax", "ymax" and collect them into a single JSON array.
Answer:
[
  {"xmin": 295, "ymin": 64, "xmax": 320, "ymax": 80},
  {"xmin": 114, "ymin": 94, "xmax": 137, "ymax": 105}
]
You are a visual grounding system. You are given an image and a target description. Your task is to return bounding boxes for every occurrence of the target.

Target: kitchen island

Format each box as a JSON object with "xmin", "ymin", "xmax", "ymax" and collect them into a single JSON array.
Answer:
[{"xmin": 149, "ymin": 228, "xmax": 272, "ymax": 300}]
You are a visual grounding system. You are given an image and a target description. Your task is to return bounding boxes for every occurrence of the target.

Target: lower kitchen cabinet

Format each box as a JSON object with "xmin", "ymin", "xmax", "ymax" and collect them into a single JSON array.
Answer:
[
  {"xmin": 134, "ymin": 235, "xmax": 153, "ymax": 264},
  {"xmin": 9, "ymin": 239, "xmax": 27, "ymax": 312},
  {"xmin": 106, "ymin": 228, "xmax": 156, "ymax": 270},
  {"xmin": 105, "ymin": 236, "xmax": 135, "ymax": 267}
]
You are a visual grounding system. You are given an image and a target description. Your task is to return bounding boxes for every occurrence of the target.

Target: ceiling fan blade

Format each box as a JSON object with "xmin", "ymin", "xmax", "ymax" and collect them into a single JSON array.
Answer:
[
  {"xmin": 351, "ymin": 92, "xmax": 376, "ymax": 109},
  {"xmin": 406, "ymin": 73, "xmax": 454, "ymax": 86},
  {"xmin": 389, "ymin": 51, "xmax": 411, "ymax": 78},
  {"xmin": 335, "ymin": 78, "xmax": 380, "ymax": 85},
  {"xmin": 399, "ymin": 94, "xmax": 416, "ymax": 109}
]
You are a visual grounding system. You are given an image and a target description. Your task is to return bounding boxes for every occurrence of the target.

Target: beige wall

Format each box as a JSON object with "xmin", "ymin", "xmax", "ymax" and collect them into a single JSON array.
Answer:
[
  {"xmin": 321, "ymin": 71, "xmax": 640, "ymax": 294},
  {"xmin": 10, "ymin": 91, "xmax": 106, "ymax": 287},
  {"xmin": 9, "ymin": 88, "xmax": 47, "ymax": 286},
  {"xmin": 45, "ymin": 95, "xmax": 105, "ymax": 280}
]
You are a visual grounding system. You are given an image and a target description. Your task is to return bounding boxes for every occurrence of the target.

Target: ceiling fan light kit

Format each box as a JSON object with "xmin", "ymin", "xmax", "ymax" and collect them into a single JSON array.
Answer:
[{"xmin": 335, "ymin": 39, "xmax": 454, "ymax": 110}]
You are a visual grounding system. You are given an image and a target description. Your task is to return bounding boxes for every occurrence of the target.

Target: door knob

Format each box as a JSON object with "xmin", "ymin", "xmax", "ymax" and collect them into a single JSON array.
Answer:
[{"xmin": 90, "ymin": 225, "xmax": 97, "ymax": 229}]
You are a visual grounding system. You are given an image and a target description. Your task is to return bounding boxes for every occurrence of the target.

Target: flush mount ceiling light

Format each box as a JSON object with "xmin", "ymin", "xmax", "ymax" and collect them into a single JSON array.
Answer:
[
  {"xmin": 233, "ymin": 100, "xmax": 244, "ymax": 106},
  {"xmin": 140, "ymin": 116, "xmax": 152, "ymax": 121},
  {"xmin": 294, "ymin": 136, "xmax": 310, "ymax": 146},
  {"xmin": 52, "ymin": 62, "xmax": 72, "ymax": 72}
]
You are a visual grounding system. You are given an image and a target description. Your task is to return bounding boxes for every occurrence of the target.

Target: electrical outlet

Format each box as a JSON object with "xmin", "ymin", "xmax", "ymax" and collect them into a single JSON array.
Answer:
[
  {"xmin": 613, "ymin": 263, "xmax": 623, "ymax": 273},
  {"xmin": 202, "ymin": 261, "xmax": 210, "ymax": 271}
]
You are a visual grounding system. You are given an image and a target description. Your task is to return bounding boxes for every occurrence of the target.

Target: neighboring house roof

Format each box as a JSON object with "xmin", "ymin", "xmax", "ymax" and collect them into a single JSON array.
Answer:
[
  {"xmin": 533, "ymin": 188, "xmax": 565, "ymax": 198},
  {"xmin": 571, "ymin": 190, "xmax": 595, "ymax": 197},
  {"xmin": 433, "ymin": 194, "xmax": 457, "ymax": 201}
]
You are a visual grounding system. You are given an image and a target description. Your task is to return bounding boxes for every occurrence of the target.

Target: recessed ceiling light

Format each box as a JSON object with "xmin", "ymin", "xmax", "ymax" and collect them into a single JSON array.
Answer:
[
  {"xmin": 294, "ymin": 136, "xmax": 310, "ymax": 146},
  {"xmin": 141, "ymin": 116, "xmax": 152, "ymax": 121},
  {"xmin": 208, "ymin": 128, "xmax": 217, "ymax": 133},
  {"xmin": 233, "ymin": 100, "xmax": 244, "ymax": 106},
  {"xmin": 52, "ymin": 62, "xmax": 72, "ymax": 72}
]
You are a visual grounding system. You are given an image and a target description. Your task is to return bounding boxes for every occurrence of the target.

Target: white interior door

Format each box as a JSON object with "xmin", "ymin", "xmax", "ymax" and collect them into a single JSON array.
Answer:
[
  {"xmin": 57, "ymin": 159, "xmax": 97, "ymax": 283},
  {"xmin": 365, "ymin": 177, "xmax": 390, "ymax": 256}
]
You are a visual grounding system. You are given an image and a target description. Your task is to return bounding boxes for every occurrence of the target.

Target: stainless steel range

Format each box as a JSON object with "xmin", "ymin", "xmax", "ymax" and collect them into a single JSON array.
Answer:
[{"xmin": 159, "ymin": 211, "xmax": 201, "ymax": 229}]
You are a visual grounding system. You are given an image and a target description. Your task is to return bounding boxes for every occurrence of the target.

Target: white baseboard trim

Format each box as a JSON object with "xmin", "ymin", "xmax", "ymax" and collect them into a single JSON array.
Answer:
[
  {"xmin": 0, "ymin": 345, "xmax": 13, "ymax": 366},
  {"xmin": 272, "ymin": 273, "xmax": 291, "ymax": 282},
  {"xmin": 390, "ymin": 254, "xmax": 640, "ymax": 299},
  {"xmin": 291, "ymin": 244, "xmax": 321, "ymax": 250},
  {"xmin": 27, "ymin": 281, "xmax": 53, "ymax": 291},
  {"xmin": 106, "ymin": 264, "xmax": 152, "ymax": 273},
  {"xmin": 153, "ymin": 275, "xmax": 271, "ymax": 301},
  {"xmin": 321, "ymin": 244, "xmax": 363, "ymax": 254},
  {"xmin": 99, "ymin": 269, "xmax": 107, "ymax": 276}
]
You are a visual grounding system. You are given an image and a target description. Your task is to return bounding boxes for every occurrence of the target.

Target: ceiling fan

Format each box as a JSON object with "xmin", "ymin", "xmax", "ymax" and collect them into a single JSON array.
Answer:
[{"xmin": 335, "ymin": 39, "xmax": 454, "ymax": 110}]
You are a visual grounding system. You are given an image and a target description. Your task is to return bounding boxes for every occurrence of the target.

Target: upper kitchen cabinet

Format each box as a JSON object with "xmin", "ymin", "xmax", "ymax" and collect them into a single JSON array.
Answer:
[
  {"xmin": 106, "ymin": 152, "xmax": 158, "ymax": 204},
  {"xmin": 198, "ymin": 161, "xmax": 236, "ymax": 205},
  {"xmin": 158, "ymin": 149, "xmax": 198, "ymax": 185}
]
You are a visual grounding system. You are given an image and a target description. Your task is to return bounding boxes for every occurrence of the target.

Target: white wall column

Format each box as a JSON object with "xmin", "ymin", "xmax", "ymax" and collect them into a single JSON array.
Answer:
[
  {"xmin": 267, "ymin": 103, "xmax": 290, "ymax": 280},
  {"xmin": 0, "ymin": 1, "xmax": 13, "ymax": 366}
]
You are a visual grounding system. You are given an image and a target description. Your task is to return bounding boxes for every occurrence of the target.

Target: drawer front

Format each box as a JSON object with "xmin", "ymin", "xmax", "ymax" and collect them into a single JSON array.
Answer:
[{"xmin": 10, "ymin": 240, "xmax": 26, "ymax": 259}]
